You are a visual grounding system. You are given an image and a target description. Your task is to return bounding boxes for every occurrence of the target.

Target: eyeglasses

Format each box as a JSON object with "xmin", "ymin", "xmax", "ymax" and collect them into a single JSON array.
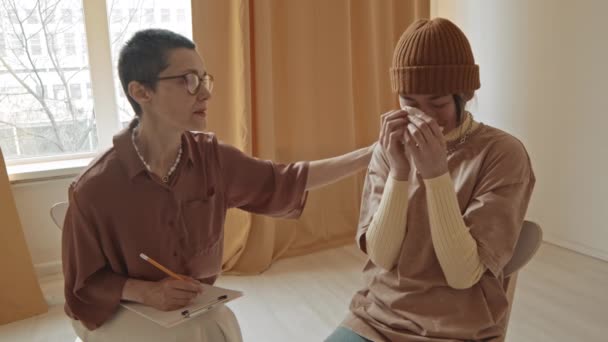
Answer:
[{"xmin": 156, "ymin": 71, "xmax": 214, "ymax": 95}]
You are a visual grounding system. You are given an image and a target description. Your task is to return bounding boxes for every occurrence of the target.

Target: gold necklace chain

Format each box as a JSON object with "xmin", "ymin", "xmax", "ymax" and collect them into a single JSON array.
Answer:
[{"xmin": 446, "ymin": 112, "xmax": 475, "ymax": 154}]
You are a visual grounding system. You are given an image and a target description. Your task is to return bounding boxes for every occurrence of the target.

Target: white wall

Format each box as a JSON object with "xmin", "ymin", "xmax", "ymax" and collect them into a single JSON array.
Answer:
[
  {"xmin": 11, "ymin": 178, "xmax": 72, "ymax": 277},
  {"xmin": 432, "ymin": 0, "xmax": 608, "ymax": 260}
]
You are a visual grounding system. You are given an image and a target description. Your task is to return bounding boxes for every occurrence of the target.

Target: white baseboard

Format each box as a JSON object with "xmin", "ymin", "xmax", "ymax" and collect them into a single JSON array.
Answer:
[
  {"xmin": 543, "ymin": 233, "xmax": 608, "ymax": 263},
  {"xmin": 35, "ymin": 260, "xmax": 62, "ymax": 278}
]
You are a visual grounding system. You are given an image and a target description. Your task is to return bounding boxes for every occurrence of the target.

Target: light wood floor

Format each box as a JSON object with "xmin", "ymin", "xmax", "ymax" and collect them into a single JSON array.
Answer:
[{"xmin": 1, "ymin": 243, "xmax": 606, "ymax": 341}]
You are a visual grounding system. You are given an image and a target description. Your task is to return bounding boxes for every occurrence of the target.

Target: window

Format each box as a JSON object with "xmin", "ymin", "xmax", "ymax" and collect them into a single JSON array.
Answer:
[
  {"xmin": 64, "ymin": 32, "xmax": 76, "ymax": 55},
  {"xmin": 70, "ymin": 84, "xmax": 82, "ymax": 100},
  {"xmin": 2, "ymin": 87, "xmax": 22, "ymax": 95},
  {"xmin": 0, "ymin": 127, "xmax": 18, "ymax": 158},
  {"xmin": 113, "ymin": 9, "xmax": 123, "ymax": 24},
  {"xmin": 62, "ymin": 9, "xmax": 73, "ymax": 24},
  {"xmin": 10, "ymin": 34, "xmax": 24, "ymax": 56},
  {"xmin": 31, "ymin": 33, "xmax": 42, "ymax": 55},
  {"xmin": 144, "ymin": 8, "xmax": 154, "ymax": 24},
  {"xmin": 35, "ymin": 84, "xmax": 47, "ymax": 97},
  {"xmin": 0, "ymin": 35, "xmax": 5, "ymax": 57},
  {"xmin": 27, "ymin": 13, "xmax": 39, "ymax": 24},
  {"xmin": 80, "ymin": 34, "xmax": 87, "ymax": 55},
  {"xmin": 0, "ymin": 0, "xmax": 192, "ymax": 164},
  {"xmin": 9, "ymin": 11, "xmax": 19, "ymax": 25},
  {"xmin": 177, "ymin": 9, "xmax": 186, "ymax": 22},
  {"xmin": 53, "ymin": 84, "xmax": 65, "ymax": 100},
  {"xmin": 161, "ymin": 9, "xmax": 170, "ymax": 23},
  {"xmin": 47, "ymin": 10, "xmax": 55, "ymax": 24}
]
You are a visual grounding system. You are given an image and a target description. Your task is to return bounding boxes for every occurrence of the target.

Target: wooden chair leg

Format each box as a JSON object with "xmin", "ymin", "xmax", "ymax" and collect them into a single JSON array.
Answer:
[{"xmin": 502, "ymin": 272, "xmax": 518, "ymax": 341}]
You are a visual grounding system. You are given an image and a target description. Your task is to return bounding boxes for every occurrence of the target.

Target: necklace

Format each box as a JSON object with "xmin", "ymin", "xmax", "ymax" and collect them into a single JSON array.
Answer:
[
  {"xmin": 446, "ymin": 112, "xmax": 478, "ymax": 154},
  {"xmin": 131, "ymin": 126, "xmax": 183, "ymax": 183}
]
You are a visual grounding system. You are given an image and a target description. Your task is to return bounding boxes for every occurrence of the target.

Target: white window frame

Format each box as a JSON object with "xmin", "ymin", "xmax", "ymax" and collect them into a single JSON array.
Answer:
[{"xmin": 82, "ymin": 0, "xmax": 120, "ymax": 150}]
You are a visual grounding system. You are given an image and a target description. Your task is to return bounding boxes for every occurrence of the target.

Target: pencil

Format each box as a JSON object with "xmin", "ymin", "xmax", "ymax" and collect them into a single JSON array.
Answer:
[{"xmin": 139, "ymin": 253, "xmax": 185, "ymax": 281}]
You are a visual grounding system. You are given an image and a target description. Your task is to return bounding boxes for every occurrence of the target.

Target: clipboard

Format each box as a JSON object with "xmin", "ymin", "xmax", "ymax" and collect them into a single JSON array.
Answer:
[{"xmin": 121, "ymin": 283, "xmax": 243, "ymax": 328}]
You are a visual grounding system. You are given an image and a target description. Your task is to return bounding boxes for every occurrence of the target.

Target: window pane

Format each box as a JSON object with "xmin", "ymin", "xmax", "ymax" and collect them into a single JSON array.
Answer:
[
  {"xmin": 0, "ymin": 126, "xmax": 18, "ymax": 157},
  {"xmin": 70, "ymin": 84, "xmax": 82, "ymax": 99},
  {"xmin": 161, "ymin": 9, "xmax": 170, "ymax": 23},
  {"xmin": 27, "ymin": 12, "xmax": 39, "ymax": 24},
  {"xmin": 113, "ymin": 9, "xmax": 123, "ymax": 24},
  {"xmin": 0, "ymin": 34, "xmax": 6, "ymax": 57},
  {"xmin": 144, "ymin": 8, "xmax": 154, "ymax": 24},
  {"xmin": 64, "ymin": 32, "xmax": 76, "ymax": 55},
  {"xmin": 53, "ymin": 84, "xmax": 65, "ymax": 100},
  {"xmin": 106, "ymin": 0, "xmax": 192, "ymax": 123},
  {"xmin": 10, "ymin": 34, "xmax": 24, "ymax": 55},
  {"xmin": 35, "ymin": 84, "xmax": 47, "ymax": 97},
  {"xmin": 17, "ymin": 125, "xmax": 63, "ymax": 155},
  {"xmin": 62, "ymin": 9, "xmax": 73, "ymax": 24},
  {"xmin": 0, "ymin": 0, "xmax": 98, "ymax": 161},
  {"xmin": 177, "ymin": 9, "xmax": 186, "ymax": 22},
  {"xmin": 31, "ymin": 33, "xmax": 42, "ymax": 55},
  {"xmin": 9, "ymin": 11, "xmax": 19, "ymax": 24}
]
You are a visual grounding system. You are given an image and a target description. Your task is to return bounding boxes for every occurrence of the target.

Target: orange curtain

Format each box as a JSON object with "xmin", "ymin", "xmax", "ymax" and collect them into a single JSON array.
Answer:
[
  {"xmin": 192, "ymin": 0, "xmax": 429, "ymax": 274},
  {"xmin": 0, "ymin": 148, "xmax": 47, "ymax": 324}
]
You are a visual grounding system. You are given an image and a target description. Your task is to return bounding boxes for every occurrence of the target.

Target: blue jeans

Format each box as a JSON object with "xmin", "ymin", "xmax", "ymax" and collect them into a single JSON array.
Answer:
[
  {"xmin": 325, "ymin": 327, "xmax": 372, "ymax": 342},
  {"xmin": 325, "ymin": 326, "xmax": 495, "ymax": 342}
]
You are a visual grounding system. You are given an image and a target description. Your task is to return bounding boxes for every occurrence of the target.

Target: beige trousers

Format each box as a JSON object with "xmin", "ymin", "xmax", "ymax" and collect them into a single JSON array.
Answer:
[{"xmin": 71, "ymin": 304, "xmax": 242, "ymax": 342}]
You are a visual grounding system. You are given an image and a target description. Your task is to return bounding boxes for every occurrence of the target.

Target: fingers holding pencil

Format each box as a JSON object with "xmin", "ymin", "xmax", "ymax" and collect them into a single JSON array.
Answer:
[
  {"xmin": 142, "ymin": 277, "xmax": 201, "ymax": 311},
  {"xmin": 136, "ymin": 253, "xmax": 205, "ymax": 311}
]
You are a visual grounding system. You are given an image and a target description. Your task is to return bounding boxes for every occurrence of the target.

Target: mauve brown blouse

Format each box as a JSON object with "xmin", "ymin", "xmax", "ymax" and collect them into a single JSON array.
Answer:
[{"xmin": 62, "ymin": 120, "xmax": 309, "ymax": 330}]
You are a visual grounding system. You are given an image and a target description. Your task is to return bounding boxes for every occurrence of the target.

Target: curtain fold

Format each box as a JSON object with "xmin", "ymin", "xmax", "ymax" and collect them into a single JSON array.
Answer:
[
  {"xmin": 0, "ymin": 148, "xmax": 48, "ymax": 324},
  {"xmin": 192, "ymin": 0, "xmax": 429, "ymax": 274}
]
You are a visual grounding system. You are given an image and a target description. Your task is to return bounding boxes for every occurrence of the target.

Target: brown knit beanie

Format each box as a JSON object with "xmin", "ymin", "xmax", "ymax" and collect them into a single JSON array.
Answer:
[{"xmin": 390, "ymin": 18, "xmax": 480, "ymax": 96}]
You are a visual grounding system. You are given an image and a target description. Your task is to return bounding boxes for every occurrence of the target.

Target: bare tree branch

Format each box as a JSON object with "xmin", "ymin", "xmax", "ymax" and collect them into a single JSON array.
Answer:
[
  {"xmin": 37, "ymin": 0, "xmax": 80, "ymax": 122},
  {"xmin": 1, "ymin": 1, "xmax": 31, "ymax": 71},
  {"xmin": 0, "ymin": 0, "xmax": 67, "ymax": 149},
  {"xmin": 0, "ymin": 54, "xmax": 65, "ymax": 150},
  {"xmin": 11, "ymin": 1, "xmax": 47, "ymax": 100},
  {"xmin": 0, "ymin": 0, "xmax": 139, "ymax": 158},
  {"xmin": 111, "ymin": 0, "xmax": 143, "ymax": 47},
  {"xmin": 0, "ymin": 119, "xmax": 64, "ymax": 151},
  {"xmin": 74, "ymin": 117, "xmax": 95, "ymax": 150}
]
